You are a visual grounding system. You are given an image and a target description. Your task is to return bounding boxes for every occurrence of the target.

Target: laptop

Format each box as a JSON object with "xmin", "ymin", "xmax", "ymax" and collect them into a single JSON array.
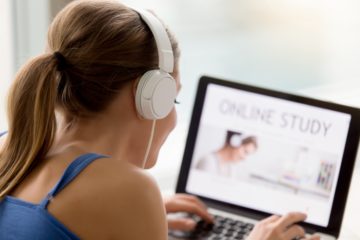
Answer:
[{"xmin": 169, "ymin": 76, "xmax": 360, "ymax": 240}]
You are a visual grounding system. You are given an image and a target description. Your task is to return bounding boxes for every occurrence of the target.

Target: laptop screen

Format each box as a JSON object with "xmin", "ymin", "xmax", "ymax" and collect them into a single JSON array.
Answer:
[{"xmin": 185, "ymin": 82, "xmax": 352, "ymax": 228}]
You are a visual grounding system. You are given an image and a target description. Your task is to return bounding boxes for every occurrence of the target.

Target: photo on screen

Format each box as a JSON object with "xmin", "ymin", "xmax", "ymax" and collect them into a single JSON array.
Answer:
[{"xmin": 192, "ymin": 125, "xmax": 338, "ymax": 201}]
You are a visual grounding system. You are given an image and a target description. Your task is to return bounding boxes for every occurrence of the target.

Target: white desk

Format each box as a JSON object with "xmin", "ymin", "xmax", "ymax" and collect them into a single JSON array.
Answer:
[{"xmin": 338, "ymin": 170, "xmax": 360, "ymax": 239}]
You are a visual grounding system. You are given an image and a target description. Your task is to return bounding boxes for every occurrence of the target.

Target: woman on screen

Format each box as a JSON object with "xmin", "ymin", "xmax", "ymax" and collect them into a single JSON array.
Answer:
[
  {"xmin": 196, "ymin": 130, "xmax": 258, "ymax": 178},
  {"xmin": 0, "ymin": 1, "xmax": 318, "ymax": 239}
]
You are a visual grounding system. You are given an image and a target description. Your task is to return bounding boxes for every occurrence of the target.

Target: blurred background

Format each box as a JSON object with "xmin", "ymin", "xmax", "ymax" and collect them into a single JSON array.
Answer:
[{"xmin": 1, "ymin": 0, "xmax": 360, "ymax": 189}]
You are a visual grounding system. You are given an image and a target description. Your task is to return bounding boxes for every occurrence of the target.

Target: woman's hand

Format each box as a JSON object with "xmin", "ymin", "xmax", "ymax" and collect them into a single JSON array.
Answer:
[
  {"xmin": 163, "ymin": 194, "xmax": 213, "ymax": 231},
  {"xmin": 247, "ymin": 212, "xmax": 320, "ymax": 240}
]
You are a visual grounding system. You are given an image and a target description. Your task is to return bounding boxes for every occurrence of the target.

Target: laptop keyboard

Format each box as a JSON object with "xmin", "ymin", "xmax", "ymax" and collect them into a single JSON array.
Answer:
[
  {"xmin": 169, "ymin": 214, "xmax": 310, "ymax": 240},
  {"xmin": 173, "ymin": 214, "xmax": 254, "ymax": 240}
]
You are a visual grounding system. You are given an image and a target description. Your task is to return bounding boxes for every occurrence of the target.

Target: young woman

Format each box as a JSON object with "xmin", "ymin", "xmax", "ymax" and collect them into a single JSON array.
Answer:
[
  {"xmin": 196, "ymin": 131, "xmax": 258, "ymax": 178},
  {"xmin": 0, "ymin": 0, "xmax": 319, "ymax": 239}
]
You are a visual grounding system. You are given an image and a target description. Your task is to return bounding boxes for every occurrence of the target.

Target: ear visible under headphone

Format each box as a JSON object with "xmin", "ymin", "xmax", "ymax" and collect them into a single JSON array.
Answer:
[{"xmin": 134, "ymin": 9, "xmax": 177, "ymax": 120}]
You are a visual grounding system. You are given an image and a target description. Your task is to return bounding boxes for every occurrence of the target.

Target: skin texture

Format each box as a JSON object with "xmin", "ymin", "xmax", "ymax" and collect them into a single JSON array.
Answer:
[{"xmin": 236, "ymin": 143, "xmax": 257, "ymax": 161}]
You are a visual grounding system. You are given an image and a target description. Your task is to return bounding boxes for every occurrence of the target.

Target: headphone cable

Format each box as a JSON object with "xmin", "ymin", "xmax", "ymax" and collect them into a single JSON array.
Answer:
[{"xmin": 143, "ymin": 120, "xmax": 156, "ymax": 166}]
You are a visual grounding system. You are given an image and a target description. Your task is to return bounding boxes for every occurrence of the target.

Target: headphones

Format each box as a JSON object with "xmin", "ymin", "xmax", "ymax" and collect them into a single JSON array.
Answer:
[
  {"xmin": 229, "ymin": 134, "xmax": 243, "ymax": 148},
  {"xmin": 134, "ymin": 9, "xmax": 177, "ymax": 120}
]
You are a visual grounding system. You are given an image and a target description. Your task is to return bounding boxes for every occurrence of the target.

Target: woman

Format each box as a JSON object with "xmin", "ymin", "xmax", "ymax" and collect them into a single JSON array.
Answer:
[
  {"xmin": 196, "ymin": 131, "xmax": 258, "ymax": 178},
  {"xmin": 0, "ymin": 0, "xmax": 319, "ymax": 239}
]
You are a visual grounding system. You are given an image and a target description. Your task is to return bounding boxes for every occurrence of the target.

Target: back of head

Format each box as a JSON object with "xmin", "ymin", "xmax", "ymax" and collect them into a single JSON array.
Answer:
[
  {"xmin": 50, "ymin": 0, "xmax": 179, "ymax": 114},
  {"xmin": 0, "ymin": 0, "xmax": 179, "ymax": 198}
]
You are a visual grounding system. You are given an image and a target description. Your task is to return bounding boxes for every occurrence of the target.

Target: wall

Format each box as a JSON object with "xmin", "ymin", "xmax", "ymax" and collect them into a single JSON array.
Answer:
[{"xmin": 0, "ymin": 0, "xmax": 14, "ymax": 131}]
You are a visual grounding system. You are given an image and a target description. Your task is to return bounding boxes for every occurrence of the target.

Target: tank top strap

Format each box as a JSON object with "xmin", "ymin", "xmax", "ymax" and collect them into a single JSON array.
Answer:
[{"xmin": 39, "ymin": 153, "xmax": 108, "ymax": 209}]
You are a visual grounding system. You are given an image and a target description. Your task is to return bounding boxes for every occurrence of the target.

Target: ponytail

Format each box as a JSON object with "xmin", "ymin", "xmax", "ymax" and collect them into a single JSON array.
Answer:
[
  {"xmin": 0, "ymin": 0, "xmax": 181, "ymax": 198},
  {"xmin": 0, "ymin": 54, "xmax": 58, "ymax": 198}
]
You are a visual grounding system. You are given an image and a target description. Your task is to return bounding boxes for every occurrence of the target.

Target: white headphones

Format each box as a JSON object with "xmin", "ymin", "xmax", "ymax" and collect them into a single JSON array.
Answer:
[
  {"xmin": 134, "ymin": 9, "xmax": 177, "ymax": 120},
  {"xmin": 229, "ymin": 134, "xmax": 243, "ymax": 148}
]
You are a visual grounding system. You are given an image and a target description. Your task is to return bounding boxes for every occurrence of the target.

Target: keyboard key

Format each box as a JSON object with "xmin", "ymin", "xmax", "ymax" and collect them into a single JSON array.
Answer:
[{"xmin": 177, "ymin": 214, "xmax": 254, "ymax": 240}]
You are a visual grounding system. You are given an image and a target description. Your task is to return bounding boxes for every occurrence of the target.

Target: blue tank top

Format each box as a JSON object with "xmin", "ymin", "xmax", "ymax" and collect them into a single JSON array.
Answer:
[{"xmin": 0, "ymin": 152, "xmax": 106, "ymax": 239}]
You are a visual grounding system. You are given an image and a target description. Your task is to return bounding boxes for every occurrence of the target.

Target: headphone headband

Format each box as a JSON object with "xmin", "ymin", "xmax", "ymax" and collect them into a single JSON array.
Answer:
[
  {"xmin": 135, "ymin": 9, "xmax": 174, "ymax": 73},
  {"xmin": 133, "ymin": 8, "xmax": 177, "ymax": 120}
]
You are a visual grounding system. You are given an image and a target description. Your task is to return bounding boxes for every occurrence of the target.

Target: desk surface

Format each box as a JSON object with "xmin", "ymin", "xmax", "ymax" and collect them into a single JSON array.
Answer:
[{"xmin": 339, "ymin": 170, "xmax": 360, "ymax": 239}]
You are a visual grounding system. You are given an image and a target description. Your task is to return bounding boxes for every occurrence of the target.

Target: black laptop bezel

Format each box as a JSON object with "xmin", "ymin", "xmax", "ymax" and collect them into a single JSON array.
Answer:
[{"xmin": 176, "ymin": 75, "xmax": 360, "ymax": 237}]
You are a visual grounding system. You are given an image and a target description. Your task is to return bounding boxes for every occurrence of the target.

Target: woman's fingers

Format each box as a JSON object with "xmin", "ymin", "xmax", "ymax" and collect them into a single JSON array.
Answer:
[
  {"xmin": 164, "ymin": 194, "xmax": 213, "ymax": 223},
  {"xmin": 172, "ymin": 200, "xmax": 213, "ymax": 223},
  {"xmin": 276, "ymin": 212, "xmax": 307, "ymax": 230},
  {"xmin": 261, "ymin": 214, "xmax": 281, "ymax": 224},
  {"xmin": 307, "ymin": 234, "xmax": 321, "ymax": 240},
  {"xmin": 167, "ymin": 218, "xmax": 197, "ymax": 231},
  {"xmin": 174, "ymin": 194, "xmax": 208, "ymax": 210},
  {"xmin": 283, "ymin": 224, "xmax": 306, "ymax": 240},
  {"xmin": 248, "ymin": 212, "xmax": 310, "ymax": 240}
]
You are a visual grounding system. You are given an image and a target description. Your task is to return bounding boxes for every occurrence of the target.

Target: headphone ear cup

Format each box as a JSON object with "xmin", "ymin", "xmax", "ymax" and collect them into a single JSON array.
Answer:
[
  {"xmin": 230, "ymin": 134, "xmax": 242, "ymax": 147},
  {"xmin": 135, "ymin": 70, "xmax": 177, "ymax": 120}
]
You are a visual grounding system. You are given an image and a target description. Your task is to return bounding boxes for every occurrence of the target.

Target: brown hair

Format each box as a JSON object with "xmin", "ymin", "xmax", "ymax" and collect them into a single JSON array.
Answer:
[
  {"xmin": 0, "ymin": 0, "xmax": 179, "ymax": 198},
  {"xmin": 241, "ymin": 136, "xmax": 258, "ymax": 149}
]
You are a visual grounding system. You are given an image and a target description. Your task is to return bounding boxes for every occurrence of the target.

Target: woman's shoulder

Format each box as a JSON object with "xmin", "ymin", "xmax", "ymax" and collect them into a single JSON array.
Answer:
[
  {"xmin": 86, "ymin": 157, "xmax": 161, "ymax": 199},
  {"xmin": 88, "ymin": 157, "xmax": 162, "ymax": 204},
  {"xmin": 50, "ymin": 156, "xmax": 168, "ymax": 239}
]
